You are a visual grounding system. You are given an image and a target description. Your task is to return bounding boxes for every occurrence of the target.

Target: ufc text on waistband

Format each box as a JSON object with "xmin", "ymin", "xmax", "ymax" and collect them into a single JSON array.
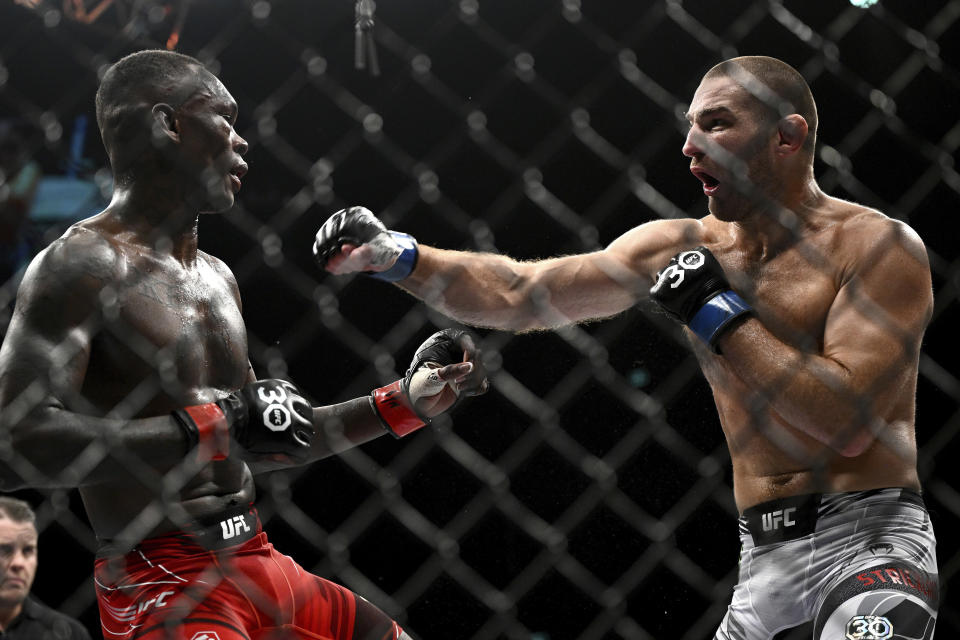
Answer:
[
  {"xmin": 742, "ymin": 493, "xmax": 821, "ymax": 545},
  {"xmin": 185, "ymin": 505, "xmax": 260, "ymax": 550}
]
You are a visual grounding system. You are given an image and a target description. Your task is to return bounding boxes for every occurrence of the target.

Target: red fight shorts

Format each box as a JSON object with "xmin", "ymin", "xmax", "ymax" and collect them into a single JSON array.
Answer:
[{"xmin": 94, "ymin": 506, "xmax": 404, "ymax": 640}]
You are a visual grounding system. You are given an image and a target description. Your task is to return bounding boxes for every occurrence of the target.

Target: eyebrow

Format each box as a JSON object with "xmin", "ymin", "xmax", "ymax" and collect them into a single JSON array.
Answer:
[
  {"xmin": 685, "ymin": 105, "xmax": 734, "ymax": 124},
  {"xmin": 210, "ymin": 97, "xmax": 238, "ymax": 121}
]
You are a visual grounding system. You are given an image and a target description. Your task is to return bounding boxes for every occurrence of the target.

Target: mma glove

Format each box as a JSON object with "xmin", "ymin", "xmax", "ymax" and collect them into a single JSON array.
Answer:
[
  {"xmin": 371, "ymin": 329, "xmax": 488, "ymax": 438},
  {"xmin": 649, "ymin": 246, "xmax": 752, "ymax": 352},
  {"xmin": 313, "ymin": 206, "xmax": 419, "ymax": 281},
  {"xmin": 173, "ymin": 379, "xmax": 315, "ymax": 462}
]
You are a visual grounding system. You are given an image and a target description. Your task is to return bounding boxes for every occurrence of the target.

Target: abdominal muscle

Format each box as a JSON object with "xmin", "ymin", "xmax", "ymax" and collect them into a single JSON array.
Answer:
[
  {"xmin": 719, "ymin": 402, "xmax": 920, "ymax": 512},
  {"xmin": 79, "ymin": 458, "xmax": 255, "ymax": 546}
]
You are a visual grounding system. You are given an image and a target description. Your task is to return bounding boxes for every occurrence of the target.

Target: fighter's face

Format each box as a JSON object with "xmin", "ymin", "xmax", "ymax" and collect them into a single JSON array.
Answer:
[
  {"xmin": 0, "ymin": 519, "xmax": 37, "ymax": 609},
  {"xmin": 173, "ymin": 72, "xmax": 248, "ymax": 213},
  {"xmin": 682, "ymin": 76, "xmax": 778, "ymax": 221}
]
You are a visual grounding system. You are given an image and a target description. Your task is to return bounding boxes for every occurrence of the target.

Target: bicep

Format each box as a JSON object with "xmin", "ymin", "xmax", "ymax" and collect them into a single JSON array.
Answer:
[
  {"xmin": 524, "ymin": 250, "xmax": 645, "ymax": 324},
  {"xmin": 0, "ymin": 322, "xmax": 92, "ymax": 420},
  {"xmin": 0, "ymin": 254, "xmax": 100, "ymax": 409},
  {"xmin": 822, "ymin": 234, "xmax": 931, "ymax": 391},
  {"xmin": 527, "ymin": 218, "xmax": 702, "ymax": 324}
]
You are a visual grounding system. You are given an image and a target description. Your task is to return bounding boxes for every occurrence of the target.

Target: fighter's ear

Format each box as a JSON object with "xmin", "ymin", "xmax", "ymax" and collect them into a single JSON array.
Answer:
[
  {"xmin": 151, "ymin": 103, "xmax": 179, "ymax": 145},
  {"xmin": 775, "ymin": 114, "xmax": 808, "ymax": 156}
]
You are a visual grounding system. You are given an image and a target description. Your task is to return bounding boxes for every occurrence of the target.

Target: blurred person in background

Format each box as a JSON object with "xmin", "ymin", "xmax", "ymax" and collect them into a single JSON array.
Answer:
[
  {"xmin": 0, "ymin": 121, "xmax": 41, "ymax": 287},
  {"xmin": 0, "ymin": 495, "xmax": 91, "ymax": 639}
]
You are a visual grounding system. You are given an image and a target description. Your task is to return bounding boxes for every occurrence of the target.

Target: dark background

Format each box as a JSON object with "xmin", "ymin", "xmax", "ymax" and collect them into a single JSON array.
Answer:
[{"xmin": 1, "ymin": 0, "xmax": 958, "ymax": 638}]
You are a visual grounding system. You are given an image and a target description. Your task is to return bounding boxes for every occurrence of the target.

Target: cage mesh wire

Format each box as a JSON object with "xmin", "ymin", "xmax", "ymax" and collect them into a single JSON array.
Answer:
[{"xmin": 0, "ymin": 0, "xmax": 958, "ymax": 638}]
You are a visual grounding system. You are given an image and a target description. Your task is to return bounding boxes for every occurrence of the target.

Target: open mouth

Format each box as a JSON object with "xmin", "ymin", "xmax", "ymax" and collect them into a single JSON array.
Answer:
[{"xmin": 692, "ymin": 167, "xmax": 720, "ymax": 196}]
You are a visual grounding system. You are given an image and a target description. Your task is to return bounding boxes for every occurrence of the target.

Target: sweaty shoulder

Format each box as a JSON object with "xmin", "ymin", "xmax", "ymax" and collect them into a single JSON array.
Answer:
[
  {"xmin": 16, "ymin": 225, "xmax": 123, "ymax": 320},
  {"xmin": 827, "ymin": 199, "xmax": 929, "ymax": 276}
]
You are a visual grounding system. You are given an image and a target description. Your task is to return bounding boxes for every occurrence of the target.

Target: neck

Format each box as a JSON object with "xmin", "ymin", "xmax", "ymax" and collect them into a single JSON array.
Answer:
[
  {"xmin": 736, "ymin": 173, "xmax": 825, "ymax": 258},
  {"xmin": 0, "ymin": 600, "xmax": 24, "ymax": 629},
  {"xmin": 107, "ymin": 178, "xmax": 201, "ymax": 264}
]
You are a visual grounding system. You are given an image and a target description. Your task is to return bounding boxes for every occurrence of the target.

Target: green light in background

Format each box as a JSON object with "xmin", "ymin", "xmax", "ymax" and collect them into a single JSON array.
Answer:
[{"xmin": 850, "ymin": 0, "xmax": 878, "ymax": 7}]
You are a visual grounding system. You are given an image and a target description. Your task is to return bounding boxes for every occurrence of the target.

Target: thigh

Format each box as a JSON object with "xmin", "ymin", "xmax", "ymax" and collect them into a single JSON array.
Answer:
[
  {"xmin": 714, "ymin": 541, "xmax": 813, "ymax": 640},
  {"xmin": 352, "ymin": 592, "xmax": 406, "ymax": 640},
  {"xmin": 270, "ymin": 548, "xmax": 406, "ymax": 640},
  {"xmin": 96, "ymin": 558, "xmax": 255, "ymax": 640},
  {"xmin": 813, "ymin": 562, "xmax": 938, "ymax": 640},
  {"xmin": 296, "ymin": 576, "xmax": 406, "ymax": 640},
  {"xmin": 812, "ymin": 510, "xmax": 939, "ymax": 639},
  {"xmin": 133, "ymin": 621, "xmax": 252, "ymax": 640}
]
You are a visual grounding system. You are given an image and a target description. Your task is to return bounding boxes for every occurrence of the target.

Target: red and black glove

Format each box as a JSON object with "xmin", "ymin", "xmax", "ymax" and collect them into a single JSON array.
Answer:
[
  {"xmin": 173, "ymin": 379, "xmax": 315, "ymax": 462},
  {"xmin": 371, "ymin": 329, "xmax": 488, "ymax": 438}
]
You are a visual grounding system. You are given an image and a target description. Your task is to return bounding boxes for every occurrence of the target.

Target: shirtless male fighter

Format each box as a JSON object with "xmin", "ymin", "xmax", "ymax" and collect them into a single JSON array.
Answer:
[
  {"xmin": 313, "ymin": 56, "xmax": 938, "ymax": 639},
  {"xmin": 0, "ymin": 49, "xmax": 486, "ymax": 640}
]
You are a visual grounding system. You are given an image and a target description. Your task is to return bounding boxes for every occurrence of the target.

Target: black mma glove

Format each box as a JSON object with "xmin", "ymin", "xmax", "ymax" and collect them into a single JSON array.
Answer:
[
  {"xmin": 371, "ymin": 329, "xmax": 488, "ymax": 438},
  {"xmin": 649, "ymin": 246, "xmax": 752, "ymax": 352},
  {"xmin": 313, "ymin": 206, "xmax": 419, "ymax": 281},
  {"xmin": 173, "ymin": 379, "xmax": 315, "ymax": 462}
]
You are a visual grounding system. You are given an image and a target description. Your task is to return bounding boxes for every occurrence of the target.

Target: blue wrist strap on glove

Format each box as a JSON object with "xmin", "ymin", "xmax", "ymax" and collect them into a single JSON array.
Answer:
[
  {"xmin": 371, "ymin": 232, "xmax": 419, "ymax": 282},
  {"xmin": 689, "ymin": 290, "xmax": 752, "ymax": 352}
]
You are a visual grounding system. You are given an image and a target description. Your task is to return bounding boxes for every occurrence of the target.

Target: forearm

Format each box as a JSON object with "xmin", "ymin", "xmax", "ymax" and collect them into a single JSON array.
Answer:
[
  {"xmin": 717, "ymin": 319, "xmax": 879, "ymax": 456},
  {"xmin": 298, "ymin": 329, "xmax": 484, "ymax": 465},
  {"xmin": 307, "ymin": 397, "xmax": 387, "ymax": 461},
  {"xmin": 317, "ymin": 207, "xmax": 648, "ymax": 329},
  {"xmin": 401, "ymin": 245, "xmax": 637, "ymax": 331},
  {"xmin": 397, "ymin": 246, "xmax": 541, "ymax": 330},
  {"xmin": 1, "ymin": 407, "xmax": 189, "ymax": 489}
]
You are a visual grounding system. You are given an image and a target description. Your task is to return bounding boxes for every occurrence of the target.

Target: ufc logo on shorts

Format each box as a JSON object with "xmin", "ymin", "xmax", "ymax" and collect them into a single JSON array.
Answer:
[
  {"xmin": 761, "ymin": 507, "xmax": 797, "ymax": 531},
  {"xmin": 219, "ymin": 514, "xmax": 251, "ymax": 540},
  {"xmin": 846, "ymin": 615, "xmax": 893, "ymax": 639},
  {"xmin": 190, "ymin": 633, "xmax": 222, "ymax": 640}
]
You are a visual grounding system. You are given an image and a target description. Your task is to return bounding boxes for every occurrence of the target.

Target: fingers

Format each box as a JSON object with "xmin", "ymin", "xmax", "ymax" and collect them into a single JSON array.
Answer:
[
  {"xmin": 435, "ymin": 361, "xmax": 473, "ymax": 383},
  {"xmin": 325, "ymin": 244, "xmax": 374, "ymax": 274},
  {"xmin": 455, "ymin": 334, "xmax": 489, "ymax": 396},
  {"xmin": 438, "ymin": 358, "xmax": 489, "ymax": 397}
]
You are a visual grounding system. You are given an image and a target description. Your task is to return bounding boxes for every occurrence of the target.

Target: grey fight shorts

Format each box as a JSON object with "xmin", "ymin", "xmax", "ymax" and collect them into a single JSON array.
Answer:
[{"xmin": 715, "ymin": 488, "xmax": 938, "ymax": 640}]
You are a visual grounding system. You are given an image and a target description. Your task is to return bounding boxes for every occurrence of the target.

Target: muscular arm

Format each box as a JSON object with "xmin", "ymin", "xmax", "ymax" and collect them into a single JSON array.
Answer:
[
  {"xmin": 395, "ymin": 220, "xmax": 692, "ymax": 331},
  {"xmin": 0, "ymin": 237, "xmax": 190, "ymax": 490},
  {"xmin": 715, "ymin": 219, "xmax": 932, "ymax": 457}
]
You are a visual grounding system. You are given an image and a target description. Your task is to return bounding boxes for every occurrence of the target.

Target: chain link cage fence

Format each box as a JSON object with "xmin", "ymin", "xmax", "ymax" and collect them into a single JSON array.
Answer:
[{"xmin": 0, "ymin": 0, "xmax": 958, "ymax": 638}]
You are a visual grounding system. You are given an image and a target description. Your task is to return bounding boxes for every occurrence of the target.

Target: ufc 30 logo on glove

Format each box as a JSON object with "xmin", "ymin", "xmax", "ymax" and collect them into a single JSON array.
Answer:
[
  {"xmin": 256, "ymin": 384, "xmax": 295, "ymax": 431},
  {"xmin": 649, "ymin": 246, "xmax": 752, "ymax": 352},
  {"xmin": 651, "ymin": 249, "xmax": 708, "ymax": 292},
  {"xmin": 174, "ymin": 379, "xmax": 315, "ymax": 462}
]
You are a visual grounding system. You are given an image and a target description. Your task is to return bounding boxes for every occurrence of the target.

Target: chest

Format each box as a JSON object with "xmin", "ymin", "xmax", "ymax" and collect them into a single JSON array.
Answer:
[
  {"xmin": 91, "ymin": 259, "xmax": 248, "ymax": 396},
  {"xmin": 719, "ymin": 248, "xmax": 841, "ymax": 346}
]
